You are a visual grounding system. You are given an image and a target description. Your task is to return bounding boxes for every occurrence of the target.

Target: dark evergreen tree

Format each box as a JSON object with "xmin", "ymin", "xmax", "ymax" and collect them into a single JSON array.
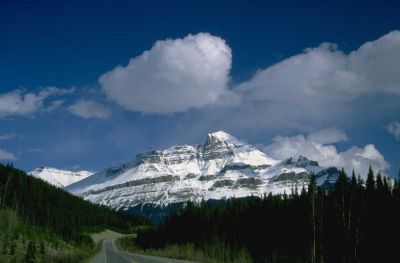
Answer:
[
  {"xmin": 0, "ymin": 163, "xmax": 148, "ymax": 247},
  {"xmin": 376, "ymin": 172, "xmax": 383, "ymax": 192},
  {"xmin": 366, "ymin": 166, "xmax": 375, "ymax": 191},
  {"xmin": 308, "ymin": 174, "xmax": 317, "ymax": 263},
  {"xmin": 136, "ymin": 165, "xmax": 400, "ymax": 263}
]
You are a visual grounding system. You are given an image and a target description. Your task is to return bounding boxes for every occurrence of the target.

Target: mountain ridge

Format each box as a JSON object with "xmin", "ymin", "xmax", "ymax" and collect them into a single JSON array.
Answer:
[
  {"xmin": 65, "ymin": 131, "xmax": 339, "ymax": 210},
  {"xmin": 29, "ymin": 166, "xmax": 94, "ymax": 187}
]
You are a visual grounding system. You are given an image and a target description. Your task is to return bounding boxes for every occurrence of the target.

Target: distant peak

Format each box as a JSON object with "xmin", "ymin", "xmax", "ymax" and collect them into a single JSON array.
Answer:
[
  {"xmin": 297, "ymin": 155, "xmax": 318, "ymax": 165},
  {"xmin": 282, "ymin": 155, "xmax": 319, "ymax": 167},
  {"xmin": 297, "ymin": 155, "xmax": 310, "ymax": 162},
  {"xmin": 207, "ymin": 131, "xmax": 236, "ymax": 142}
]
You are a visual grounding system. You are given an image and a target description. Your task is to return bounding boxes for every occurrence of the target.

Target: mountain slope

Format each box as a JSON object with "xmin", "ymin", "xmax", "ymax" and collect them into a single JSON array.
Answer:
[
  {"xmin": 29, "ymin": 167, "xmax": 94, "ymax": 187},
  {"xmin": 0, "ymin": 163, "xmax": 147, "ymax": 262},
  {"xmin": 67, "ymin": 131, "xmax": 339, "ymax": 210}
]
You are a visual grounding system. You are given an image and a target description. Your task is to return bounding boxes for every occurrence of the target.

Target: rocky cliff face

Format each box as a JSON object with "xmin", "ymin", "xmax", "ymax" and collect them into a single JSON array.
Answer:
[{"xmin": 67, "ymin": 131, "xmax": 339, "ymax": 210}]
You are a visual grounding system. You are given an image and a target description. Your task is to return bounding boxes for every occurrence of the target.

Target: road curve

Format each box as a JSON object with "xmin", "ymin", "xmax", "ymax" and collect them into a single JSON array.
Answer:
[{"xmin": 90, "ymin": 237, "xmax": 196, "ymax": 263}]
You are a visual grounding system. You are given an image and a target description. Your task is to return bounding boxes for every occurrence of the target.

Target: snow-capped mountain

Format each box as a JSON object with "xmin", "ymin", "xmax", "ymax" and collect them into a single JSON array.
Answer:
[
  {"xmin": 29, "ymin": 167, "xmax": 94, "ymax": 187},
  {"xmin": 67, "ymin": 131, "xmax": 340, "ymax": 210}
]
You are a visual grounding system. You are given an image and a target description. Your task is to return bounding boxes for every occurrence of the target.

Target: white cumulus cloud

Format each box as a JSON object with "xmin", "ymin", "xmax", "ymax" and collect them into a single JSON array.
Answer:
[
  {"xmin": 349, "ymin": 31, "xmax": 400, "ymax": 95},
  {"xmin": 0, "ymin": 87, "xmax": 74, "ymax": 117},
  {"xmin": 99, "ymin": 33, "xmax": 232, "ymax": 114},
  {"xmin": 307, "ymin": 128, "xmax": 348, "ymax": 144},
  {"xmin": 219, "ymin": 30, "xmax": 400, "ymax": 131},
  {"xmin": 68, "ymin": 100, "xmax": 111, "ymax": 119},
  {"xmin": 386, "ymin": 122, "xmax": 400, "ymax": 141},
  {"xmin": 264, "ymin": 129, "xmax": 389, "ymax": 178}
]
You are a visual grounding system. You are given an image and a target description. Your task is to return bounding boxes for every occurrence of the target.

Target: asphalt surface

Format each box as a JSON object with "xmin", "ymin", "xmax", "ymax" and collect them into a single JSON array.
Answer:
[{"xmin": 90, "ymin": 237, "xmax": 196, "ymax": 263}]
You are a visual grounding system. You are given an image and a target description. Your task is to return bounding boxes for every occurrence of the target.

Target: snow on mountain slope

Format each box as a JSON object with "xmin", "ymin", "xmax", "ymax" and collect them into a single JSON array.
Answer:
[
  {"xmin": 67, "ymin": 131, "xmax": 339, "ymax": 210},
  {"xmin": 29, "ymin": 167, "xmax": 94, "ymax": 187}
]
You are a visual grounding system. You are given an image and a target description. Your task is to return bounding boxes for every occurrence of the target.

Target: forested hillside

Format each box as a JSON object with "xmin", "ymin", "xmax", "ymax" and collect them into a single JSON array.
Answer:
[
  {"xmin": 0, "ymin": 163, "xmax": 147, "ymax": 262},
  {"xmin": 135, "ymin": 167, "xmax": 400, "ymax": 263}
]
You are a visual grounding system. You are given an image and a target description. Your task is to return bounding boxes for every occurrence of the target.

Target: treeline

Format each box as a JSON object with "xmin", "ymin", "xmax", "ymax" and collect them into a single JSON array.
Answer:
[
  {"xmin": 136, "ymin": 167, "xmax": 400, "ymax": 262},
  {"xmin": 0, "ymin": 163, "xmax": 147, "ymax": 242}
]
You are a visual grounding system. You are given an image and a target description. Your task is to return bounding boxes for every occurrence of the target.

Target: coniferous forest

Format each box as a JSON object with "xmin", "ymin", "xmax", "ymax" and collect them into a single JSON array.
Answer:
[
  {"xmin": 136, "ymin": 167, "xmax": 400, "ymax": 263},
  {"xmin": 2, "ymin": 161, "xmax": 400, "ymax": 262},
  {"xmin": 0, "ymin": 163, "xmax": 147, "ymax": 262}
]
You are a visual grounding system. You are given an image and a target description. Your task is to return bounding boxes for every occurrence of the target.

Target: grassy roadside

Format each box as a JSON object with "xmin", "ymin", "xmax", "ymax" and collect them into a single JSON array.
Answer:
[
  {"xmin": 79, "ymin": 239, "xmax": 103, "ymax": 263},
  {"xmin": 0, "ymin": 209, "xmax": 94, "ymax": 263},
  {"xmin": 116, "ymin": 236, "xmax": 204, "ymax": 262},
  {"xmin": 116, "ymin": 236, "xmax": 252, "ymax": 263},
  {"xmin": 0, "ymin": 237, "xmax": 90, "ymax": 263}
]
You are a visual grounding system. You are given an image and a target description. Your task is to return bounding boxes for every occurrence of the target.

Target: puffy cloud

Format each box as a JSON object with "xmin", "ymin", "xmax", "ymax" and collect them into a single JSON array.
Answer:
[
  {"xmin": 222, "ymin": 30, "xmax": 400, "ymax": 131},
  {"xmin": 386, "ymin": 122, "xmax": 400, "ymax": 141},
  {"xmin": 264, "ymin": 129, "xmax": 389, "ymax": 178},
  {"xmin": 0, "ymin": 87, "xmax": 74, "ymax": 117},
  {"xmin": 0, "ymin": 90, "xmax": 44, "ymax": 117},
  {"xmin": 68, "ymin": 100, "xmax": 111, "ymax": 119},
  {"xmin": 0, "ymin": 148, "xmax": 16, "ymax": 160},
  {"xmin": 99, "ymin": 33, "xmax": 232, "ymax": 114},
  {"xmin": 238, "ymin": 43, "xmax": 362, "ymax": 102},
  {"xmin": 96, "ymin": 30, "xmax": 400, "ymax": 134},
  {"xmin": 349, "ymin": 31, "xmax": 400, "ymax": 95},
  {"xmin": 307, "ymin": 128, "xmax": 348, "ymax": 144}
]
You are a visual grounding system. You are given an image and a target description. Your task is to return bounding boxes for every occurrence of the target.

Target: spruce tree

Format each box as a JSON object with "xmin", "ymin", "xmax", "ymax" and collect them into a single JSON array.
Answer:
[
  {"xmin": 335, "ymin": 168, "xmax": 349, "ymax": 194},
  {"xmin": 366, "ymin": 166, "xmax": 375, "ymax": 191},
  {"xmin": 376, "ymin": 172, "xmax": 383, "ymax": 191},
  {"xmin": 357, "ymin": 174, "xmax": 364, "ymax": 189},
  {"xmin": 383, "ymin": 176, "xmax": 391, "ymax": 196},
  {"xmin": 308, "ymin": 174, "xmax": 317, "ymax": 263},
  {"xmin": 350, "ymin": 170, "xmax": 357, "ymax": 189}
]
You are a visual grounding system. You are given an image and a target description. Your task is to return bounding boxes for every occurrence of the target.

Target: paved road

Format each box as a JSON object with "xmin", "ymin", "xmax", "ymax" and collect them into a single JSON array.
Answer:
[{"xmin": 90, "ymin": 237, "xmax": 196, "ymax": 263}]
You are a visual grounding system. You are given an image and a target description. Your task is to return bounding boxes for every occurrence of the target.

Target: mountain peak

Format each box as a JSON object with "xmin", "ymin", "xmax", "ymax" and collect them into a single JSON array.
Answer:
[
  {"xmin": 297, "ymin": 155, "xmax": 319, "ymax": 167},
  {"xmin": 282, "ymin": 155, "xmax": 319, "ymax": 168},
  {"xmin": 66, "ymin": 130, "xmax": 341, "ymax": 211},
  {"xmin": 206, "ymin": 131, "xmax": 239, "ymax": 144}
]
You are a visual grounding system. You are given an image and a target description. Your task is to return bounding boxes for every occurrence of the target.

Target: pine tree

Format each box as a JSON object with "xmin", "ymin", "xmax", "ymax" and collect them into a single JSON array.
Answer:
[
  {"xmin": 308, "ymin": 174, "xmax": 317, "ymax": 263},
  {"xmin": 383, "ymin": 176, "xmax": 391, "ymax": 196},
  {"xmin": 376, "ymin": 172, "xmax": 383, "ymax": 191},
  {"xmin": 336, "ymin": 168, "xmax": 349, "ymax": 193},
  {"xmin": 301, "ymin": 185, "xmax": 307, "ymax": 197},
  {"xmin": 350, "ymin": 170, "xmax": 357, "ymax": 189},
  {"xmin": 366, "ymin": 166, "xmax": 375, "ymax": 191},
  {"xmin": 357, "ymin": 174, "xmax": 364, "ymax": 189}
]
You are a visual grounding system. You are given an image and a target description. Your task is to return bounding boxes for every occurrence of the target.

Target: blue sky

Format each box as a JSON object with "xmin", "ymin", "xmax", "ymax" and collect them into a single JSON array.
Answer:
[{"xmin": 0, "ymin": 0, "xmax": 399, "ymax": 177}]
